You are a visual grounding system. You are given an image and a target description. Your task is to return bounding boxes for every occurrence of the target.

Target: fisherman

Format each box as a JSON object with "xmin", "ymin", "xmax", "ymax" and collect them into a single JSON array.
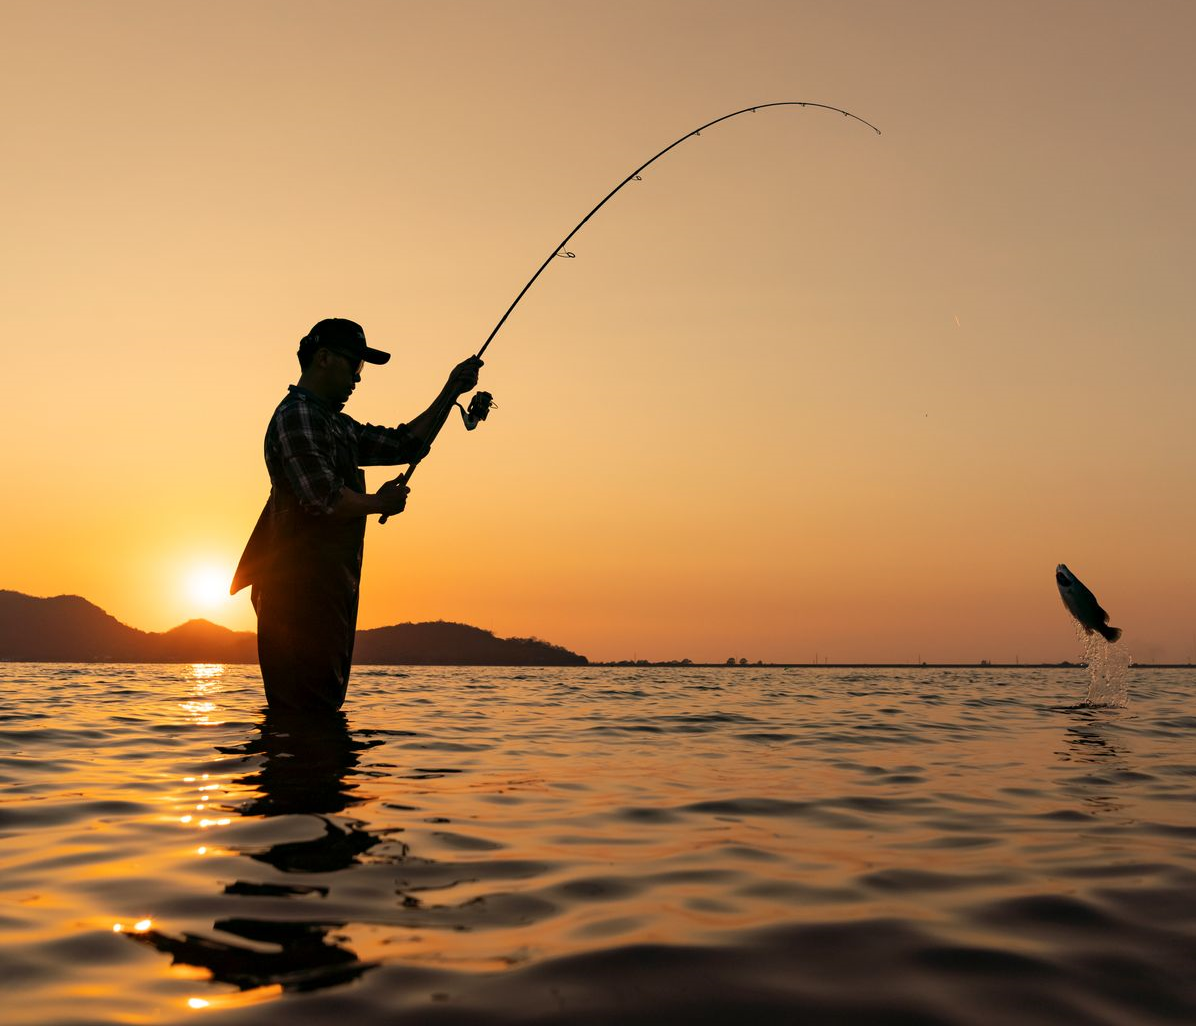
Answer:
[{"xmin": 231, "ymin": 318, "xmax": 482, "ymax": 714}]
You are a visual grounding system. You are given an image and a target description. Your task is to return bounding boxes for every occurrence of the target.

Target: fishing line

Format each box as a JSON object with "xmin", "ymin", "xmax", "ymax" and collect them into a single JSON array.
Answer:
[{"xmin": 380, "ymin": 101, "xmax": 880, "ymax": 523}]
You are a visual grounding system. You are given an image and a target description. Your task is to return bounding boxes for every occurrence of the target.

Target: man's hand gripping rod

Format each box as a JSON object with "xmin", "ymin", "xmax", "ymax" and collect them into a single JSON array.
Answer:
[{"xmin": 378, "ymin": 383, "xmax": 493, "ymax": 525}]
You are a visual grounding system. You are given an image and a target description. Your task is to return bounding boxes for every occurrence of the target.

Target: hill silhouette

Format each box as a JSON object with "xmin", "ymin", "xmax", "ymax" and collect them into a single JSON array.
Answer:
[
  {"xmin": 0, "ymin": 591, "xmax": 587, "ymax": 666},
  {"xmin": 353, "ymin": 621, "xmax": 584, "ymax": 665}
]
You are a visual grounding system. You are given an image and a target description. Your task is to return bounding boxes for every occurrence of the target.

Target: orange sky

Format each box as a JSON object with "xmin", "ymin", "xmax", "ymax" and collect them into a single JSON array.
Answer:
[{"xmin": 2, "ymin": 0, "xmax": 1193, "ymax": 663}]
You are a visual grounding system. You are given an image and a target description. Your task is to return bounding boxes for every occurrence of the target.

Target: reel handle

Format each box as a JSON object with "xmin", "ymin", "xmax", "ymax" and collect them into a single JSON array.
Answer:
[{"xmin": 458, "ymin": 390, "xmax": 495, "ymax": 430}]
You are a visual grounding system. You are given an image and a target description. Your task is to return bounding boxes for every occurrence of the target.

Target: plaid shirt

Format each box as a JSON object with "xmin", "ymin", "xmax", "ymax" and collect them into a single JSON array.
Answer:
[{"xmin": 265, "ymin": 386, "xmax": 427, "ymax": 516}]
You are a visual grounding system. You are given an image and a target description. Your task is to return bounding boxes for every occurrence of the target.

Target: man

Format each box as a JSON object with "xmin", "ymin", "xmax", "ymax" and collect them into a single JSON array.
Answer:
[{"xmin": 231, "ymin": 317, "xmax": 481, "ymax": 714}]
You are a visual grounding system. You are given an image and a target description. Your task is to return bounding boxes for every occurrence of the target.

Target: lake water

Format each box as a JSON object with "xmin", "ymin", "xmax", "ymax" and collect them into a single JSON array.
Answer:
[{"xmin": 2, "ymin": 663, "xmax": 1195, "ymax": 1025}]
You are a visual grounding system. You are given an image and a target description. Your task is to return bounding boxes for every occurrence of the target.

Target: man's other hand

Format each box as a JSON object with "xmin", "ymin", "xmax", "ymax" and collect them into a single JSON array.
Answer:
[
  {"xmin": 378, "ymin": 480, "xmax": 410, "ymax": 516},
  {"xmin": 448, "ymin": 356, "xmax": 483, "ymax": 396}
]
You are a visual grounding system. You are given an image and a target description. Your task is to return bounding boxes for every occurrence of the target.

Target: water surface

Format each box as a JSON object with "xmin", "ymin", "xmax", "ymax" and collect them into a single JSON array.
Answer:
[{"xmin": 2, "ymin": 663, "xmax": 1195, "ymax": 1024}]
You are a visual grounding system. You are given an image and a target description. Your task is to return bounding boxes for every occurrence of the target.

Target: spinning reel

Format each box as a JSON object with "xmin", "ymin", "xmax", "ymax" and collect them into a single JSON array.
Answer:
[{"xmin": 457, "ymin": 390, "xmax": 495, "ymax": 431}]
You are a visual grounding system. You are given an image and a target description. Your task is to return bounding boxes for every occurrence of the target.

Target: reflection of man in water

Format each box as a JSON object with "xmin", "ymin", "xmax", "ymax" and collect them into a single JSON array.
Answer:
[
  {"xmin": 232, "ymin": 318, "xmax": 481, "ymax": 713},
  {"xmin": 131, "ymin": 713, "xmax": 384, "ymax": 991}
]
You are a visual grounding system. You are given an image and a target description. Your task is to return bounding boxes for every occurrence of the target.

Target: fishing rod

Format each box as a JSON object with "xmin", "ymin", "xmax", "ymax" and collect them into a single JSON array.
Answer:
[
  {"xmin": 379, "ymin": 100, "xmax": 880, "ymax": 524},
  {"xmin": 478, "ymin": 101, "xmax": 879, "ymax": 358},
  {"xmin": 377, "ymin": 384, "xmax": 484, "ymax": 524}
]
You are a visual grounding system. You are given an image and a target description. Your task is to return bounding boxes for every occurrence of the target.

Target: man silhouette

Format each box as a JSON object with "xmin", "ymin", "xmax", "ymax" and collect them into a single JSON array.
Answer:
[{"xmin": 232, "ymin": 318, "xmax": 481, "ymax": 713}]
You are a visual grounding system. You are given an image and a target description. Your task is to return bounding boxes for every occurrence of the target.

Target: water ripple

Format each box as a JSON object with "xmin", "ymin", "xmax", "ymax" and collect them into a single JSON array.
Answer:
[{"xmin": 0, "ymin": 663, "xmax": 1194, "ymax": 1024}]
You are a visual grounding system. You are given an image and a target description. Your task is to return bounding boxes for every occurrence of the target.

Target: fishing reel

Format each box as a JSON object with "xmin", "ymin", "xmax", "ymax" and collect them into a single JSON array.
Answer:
[{"xmin": 457, "ymin": 390, "xmax": 495, "ymax": 431}]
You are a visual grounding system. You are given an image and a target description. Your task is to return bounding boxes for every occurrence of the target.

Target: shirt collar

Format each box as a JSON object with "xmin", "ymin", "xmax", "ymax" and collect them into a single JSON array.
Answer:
[{"xmin": 288, "ymin": 384, "xmax": 340, "ymax": 411}]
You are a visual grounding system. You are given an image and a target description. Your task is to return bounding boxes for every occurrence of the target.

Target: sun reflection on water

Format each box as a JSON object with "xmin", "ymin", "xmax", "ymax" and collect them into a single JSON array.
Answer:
[
  {"xmin": 180, "ymin": 665, "xmax": 227, "ymax": 725},
  {"xmin": 112, "ymin": 919, "xmax": 154, "ymax": 934},
  {"xmin": 184, "ymin": 985, "xmax": 282, "ymax": 1012},
  {"xmin": 171, "ymin": 769, "xmax": 234, "ymax": 831}
]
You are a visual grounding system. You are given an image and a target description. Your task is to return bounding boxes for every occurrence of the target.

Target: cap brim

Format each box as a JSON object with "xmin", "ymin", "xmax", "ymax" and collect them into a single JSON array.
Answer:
[{"xmin": 363, "ymin": 346, "xmax": 390, "ymax": 365}]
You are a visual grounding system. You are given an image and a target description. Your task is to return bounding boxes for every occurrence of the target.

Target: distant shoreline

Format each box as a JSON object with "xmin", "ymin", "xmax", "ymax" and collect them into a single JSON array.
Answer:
[
  {"xmin": 593, "ymin": 662, "xmax": 1192, "ymax": 670},
  {"xmin": 1, "ymin": 660, "xmax": 1189, "ymax": 669},
  {"xmin": 4, "ymin": 590, "xmax": 1190, "ymax": 671}
]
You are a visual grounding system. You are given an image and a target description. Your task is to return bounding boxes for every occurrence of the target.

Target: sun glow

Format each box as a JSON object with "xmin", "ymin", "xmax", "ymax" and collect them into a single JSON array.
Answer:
[{"xmin": 184, "ymin": 564, "xmax": 232, "ymax": 612}]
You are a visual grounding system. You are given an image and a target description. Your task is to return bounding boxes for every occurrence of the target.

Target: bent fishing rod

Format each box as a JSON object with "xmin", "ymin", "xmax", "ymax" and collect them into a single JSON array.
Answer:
[{"xmin": 379, "ymin": 101, "xmax": 880, "ymax": 524}]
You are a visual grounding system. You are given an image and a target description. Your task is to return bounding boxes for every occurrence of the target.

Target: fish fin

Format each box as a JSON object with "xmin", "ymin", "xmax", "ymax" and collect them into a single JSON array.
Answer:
[{"xmin": 1097, "ymin": 624, "xmax": 1122, "ymax": 643}]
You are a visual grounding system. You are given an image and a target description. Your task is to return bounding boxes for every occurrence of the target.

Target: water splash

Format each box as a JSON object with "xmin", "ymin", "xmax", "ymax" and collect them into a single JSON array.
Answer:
[{"xmin": 1076, "ymin": 623, "xmax": 1131, "ymax": 707}]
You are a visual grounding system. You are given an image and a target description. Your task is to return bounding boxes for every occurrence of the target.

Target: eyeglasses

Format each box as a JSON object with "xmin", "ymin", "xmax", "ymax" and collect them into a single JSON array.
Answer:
[{"xmin": 328, "ymin": 349, "xmax": 364, "ymax": 375}]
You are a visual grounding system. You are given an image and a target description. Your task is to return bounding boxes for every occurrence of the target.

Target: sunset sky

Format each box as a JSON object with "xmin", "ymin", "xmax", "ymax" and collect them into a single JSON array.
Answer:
[{"xmin": 3, "ymin": 0, "xmax": 1193, "ymax": 663}]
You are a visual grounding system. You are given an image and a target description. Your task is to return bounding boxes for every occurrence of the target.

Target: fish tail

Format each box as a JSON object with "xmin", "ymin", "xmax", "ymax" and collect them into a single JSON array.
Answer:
[{"xmin": 1097, "ymin": 624, "xmax": 1122, "ymax": 643}]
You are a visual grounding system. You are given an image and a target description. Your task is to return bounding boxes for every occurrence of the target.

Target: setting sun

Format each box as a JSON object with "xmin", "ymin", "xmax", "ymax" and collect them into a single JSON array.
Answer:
[{"xmin": 184, "ymin": 565, "xmax": 232, "ymax": 612}]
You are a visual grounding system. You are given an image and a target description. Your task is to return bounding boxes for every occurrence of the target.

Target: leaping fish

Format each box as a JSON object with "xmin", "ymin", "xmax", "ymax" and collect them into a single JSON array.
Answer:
[{"xmin": 1056, "ymin": 564, "xmax": 1122, "ymax": 643}]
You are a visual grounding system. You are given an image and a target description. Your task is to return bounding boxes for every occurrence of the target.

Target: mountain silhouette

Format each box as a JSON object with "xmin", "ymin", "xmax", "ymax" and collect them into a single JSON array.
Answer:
[
  {"xmin": 353, "ymin": 621, "xmax": 584, "ymax": 665},
  {"xmin": 0, "ymin": 591, "xmax": 587, "ymax": 665}
]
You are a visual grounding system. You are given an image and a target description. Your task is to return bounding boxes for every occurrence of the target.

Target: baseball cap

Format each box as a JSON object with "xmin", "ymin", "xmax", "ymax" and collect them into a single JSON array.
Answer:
[{"xmin": 299, "ymin": 318, "xmax": 390, "ymax": 365}]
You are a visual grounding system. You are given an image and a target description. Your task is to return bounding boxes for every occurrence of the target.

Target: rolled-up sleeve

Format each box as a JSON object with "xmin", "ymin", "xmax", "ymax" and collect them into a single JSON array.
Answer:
[
  {"xmin": 351, "ymin": 419, "xmax": 431, "ymax": 466},
  {"xmin": 275, "ymin": 403, "xmax": 342, "ymax": 515}
]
